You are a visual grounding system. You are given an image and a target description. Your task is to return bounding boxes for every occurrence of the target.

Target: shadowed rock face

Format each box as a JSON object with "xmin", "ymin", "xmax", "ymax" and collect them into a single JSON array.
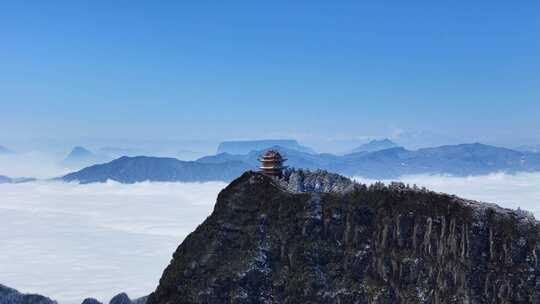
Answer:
[
  {"xmin": 81, "ymin": 298, "xmax": 102, "ymax": 304},
  {"xmin": 0, "ymin": 286, "xmax": 146, "ymax": 304},
  {"xmin": 147, "ymin": 171, "xmax": 540, "ymax": 304},
  {"xmin": 108, "ymin": 293, "xmax": 147, "ymax": 304},
  {"xmin": 0, "ymin": 285, "xmax": 56, "ymax": 304}
]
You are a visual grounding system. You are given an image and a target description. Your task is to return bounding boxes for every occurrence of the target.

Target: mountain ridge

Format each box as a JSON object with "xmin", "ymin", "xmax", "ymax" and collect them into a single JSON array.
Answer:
[
  {"xmin": 61, "ymin": 156, "xmax": 251, "ymax": 184},
  {"xmin": 350, "ymin": 138, "xmax": 400, "ymax": 153},
  {"xmin": 61, "ymin": 143, "xmax": 540, "ymax": 183}
]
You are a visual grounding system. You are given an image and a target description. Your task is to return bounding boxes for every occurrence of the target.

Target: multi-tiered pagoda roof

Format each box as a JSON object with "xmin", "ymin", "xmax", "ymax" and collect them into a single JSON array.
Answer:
[{"xmin": 258, "ymin": 150, "xmax": 287, "ymax": 177}]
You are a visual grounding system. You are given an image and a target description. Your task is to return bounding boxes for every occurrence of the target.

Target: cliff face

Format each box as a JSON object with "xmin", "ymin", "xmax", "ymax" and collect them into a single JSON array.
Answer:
[{"xmin": 148, "ymin": 171, "xmax": 540, "ymax": 304}]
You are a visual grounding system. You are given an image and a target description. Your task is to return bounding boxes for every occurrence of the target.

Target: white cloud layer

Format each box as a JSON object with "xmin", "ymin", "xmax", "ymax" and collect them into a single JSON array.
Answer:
[
  {"xmin": 1, "ymin": 173, "xmax": 540, "ymax": 304},
  {"xmin": 0, "ymin": 181, "xmax": 227, "ymax": 304},
  {"xmin": 0, "ymin": 152, "xmax": 69, "ymax": 179}
]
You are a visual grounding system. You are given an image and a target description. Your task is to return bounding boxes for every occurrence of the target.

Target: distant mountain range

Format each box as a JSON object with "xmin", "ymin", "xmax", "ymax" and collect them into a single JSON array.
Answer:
[
  {"xmin": 217, "ymin": 139, "xmax": 315, "ymax": 154},
  {"xmin": 199, "ymin": 143, "xmax": 540, "ymax": 179},
  {"xmin": 350, "ymin": 138, "xmax": 399, "ymax": 153},
  {"xmin": 61, "ymin": 156, "xmax": 251, "ymax": 184},
  {"xmin": 60, "ymin": 143, "xmax": 540, "ymax": 183}
]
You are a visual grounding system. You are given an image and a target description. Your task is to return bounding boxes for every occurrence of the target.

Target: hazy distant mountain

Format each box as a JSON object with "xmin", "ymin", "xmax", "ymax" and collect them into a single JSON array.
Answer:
[
  {"xmin": 336, "ymin": 144, "xmax": 540, "ymax": 178},
  {"xmin": 0, "ymin": 145, "xmax": 14, "ymax": 154},
  {"xmin": 61, "ymin": 156, "xmax": 252, "ymax": 184},
  {"xmin": 516, "ymin": 144, "xmax": 540, "ymax": 153},
  {"xmin": 0, "ymin": 175, "xmax": 36, "ymax": 184},
  {"xmin": 63, "ymin": 146, "xmax": 110, "ymax": 169},
  {"xmin": 389, "ymin": 130, "xmax": 465, "ymax": 149},
  {"xmin": 217, "ymin": 140, "xmax": 315, "ymax": 154},
  {"xmin": 66, "ymin": 146, "xmax": 94, "ymax": 159},
  {"xmin": 351, "ymin": 138, "xmax": 399, "ymax": 153}
]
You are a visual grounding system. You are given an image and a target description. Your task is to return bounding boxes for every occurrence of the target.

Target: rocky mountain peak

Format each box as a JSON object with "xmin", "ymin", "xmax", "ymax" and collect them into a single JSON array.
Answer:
[{"xmin": 147, "ymin": 170, "xmax": 540, "ymax": 303}]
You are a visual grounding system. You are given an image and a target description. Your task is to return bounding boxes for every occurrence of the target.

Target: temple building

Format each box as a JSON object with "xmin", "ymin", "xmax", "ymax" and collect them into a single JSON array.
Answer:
[{"xmin": 258, "ymin": 150, "xmax": 287, "ymax": 177}]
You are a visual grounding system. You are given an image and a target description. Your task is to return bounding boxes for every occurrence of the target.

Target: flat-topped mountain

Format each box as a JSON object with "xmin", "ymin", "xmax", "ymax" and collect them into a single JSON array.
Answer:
[
  {"xmin": 61, "ymin": 156, "xmax": 251, "ymax": 184},
  {"xmin": 147, "ymin": 170, "xmax": 540, "ymax": 304},
  {"xmin": 217, "ymin": 140, "xmax": 315, "ymax": 155}
]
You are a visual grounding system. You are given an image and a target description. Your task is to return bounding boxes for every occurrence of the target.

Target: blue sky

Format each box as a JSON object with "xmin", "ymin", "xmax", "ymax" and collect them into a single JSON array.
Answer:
[{"xmin": 1, "ymin": 1, "xmax": 539, "ymax": 150}]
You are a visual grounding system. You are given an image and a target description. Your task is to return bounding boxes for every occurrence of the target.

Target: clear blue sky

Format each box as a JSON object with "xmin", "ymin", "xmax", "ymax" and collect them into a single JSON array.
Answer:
[{"xmin": 1, "ymin": 1, "xmax": 539, "ymax": 148}]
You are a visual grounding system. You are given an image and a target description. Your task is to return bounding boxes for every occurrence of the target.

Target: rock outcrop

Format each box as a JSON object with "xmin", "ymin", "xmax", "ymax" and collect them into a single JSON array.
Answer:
[
  {"xmin": 0, "ymin": 285, "xmax": 56, "ymax": 304},
  {"xmin": 109, "ymin": 293, "xmax": 147, "ymax": 304},
  {"xmin": 147, "ymin": 170, "xmax": 540, "ymax": 304},
  {"xmin": 81, "ymin": 298, "xmax": 102, "ymax": 304},
  {"xmin": 0, "ymin": 286, "xmax": 146, "ymax": 304}
]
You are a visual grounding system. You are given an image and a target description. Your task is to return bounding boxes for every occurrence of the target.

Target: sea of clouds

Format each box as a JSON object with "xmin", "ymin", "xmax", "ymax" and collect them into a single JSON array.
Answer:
[
  {"xmin": 0, "ymin": 152, "xmax": 70, "ymax": 179},
  {"xmin": 0, "ymin": 181, "xmax": 227, "ymax": 304},
  {"xmin": 1, "ymin": 172, "xmax": 539, "ymax": 304}
]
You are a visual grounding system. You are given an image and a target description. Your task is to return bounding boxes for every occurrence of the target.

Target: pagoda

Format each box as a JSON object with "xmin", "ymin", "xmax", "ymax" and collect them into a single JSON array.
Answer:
[{"xmin": 258, "ymin": 150, "xmax": 287, "ymax": 177}]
